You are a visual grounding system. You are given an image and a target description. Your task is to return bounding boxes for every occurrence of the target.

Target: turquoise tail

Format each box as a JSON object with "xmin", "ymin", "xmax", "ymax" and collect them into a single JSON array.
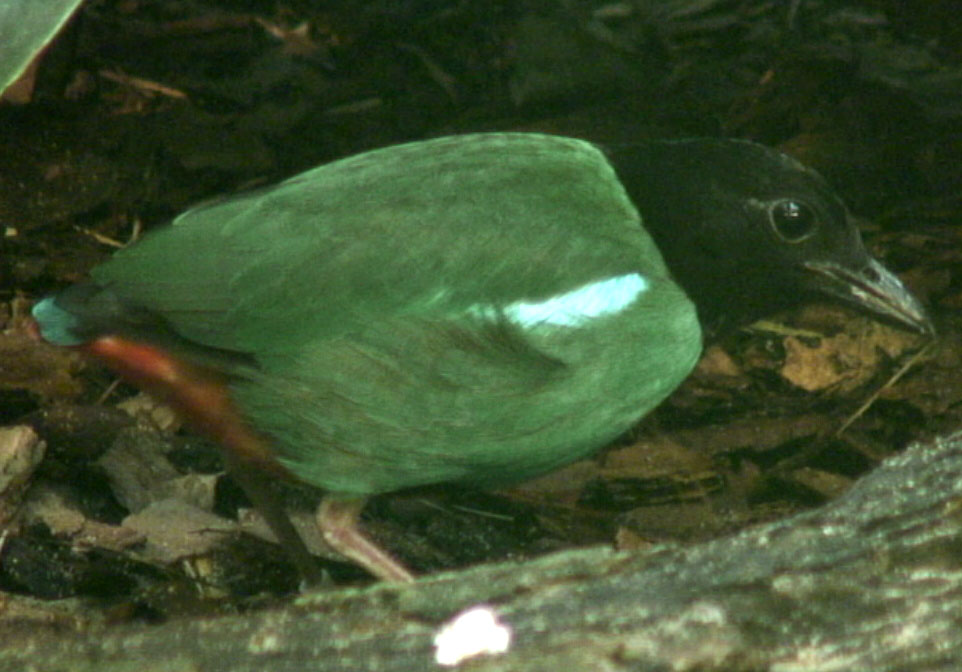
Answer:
[{"xmin": 31, "ymin": 297, "xmax": 85, "ymax": 346}]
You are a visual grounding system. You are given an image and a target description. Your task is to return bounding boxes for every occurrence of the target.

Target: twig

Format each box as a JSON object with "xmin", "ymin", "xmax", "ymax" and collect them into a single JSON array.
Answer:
[{"xmin": 835, "ymin": 340, "xmax": 936, "ymax": 436}]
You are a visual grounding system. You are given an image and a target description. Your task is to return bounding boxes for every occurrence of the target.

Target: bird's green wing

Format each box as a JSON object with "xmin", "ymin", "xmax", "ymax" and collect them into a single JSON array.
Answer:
[{"xmin": 92, "ymin": 133, "xmax": 670, "ymax": 355}]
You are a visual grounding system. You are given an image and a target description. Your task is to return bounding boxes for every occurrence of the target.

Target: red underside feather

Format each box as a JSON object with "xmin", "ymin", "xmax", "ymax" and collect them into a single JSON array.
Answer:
[{"xmin": 84, "ymin": 336, "xmax": 288, "ymax": 476}]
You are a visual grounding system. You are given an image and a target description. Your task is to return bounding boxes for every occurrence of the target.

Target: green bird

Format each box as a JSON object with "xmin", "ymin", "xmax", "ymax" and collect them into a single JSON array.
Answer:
[{"xmin": 31, "ymin": 133, "xmax": 930, "ymax": 583}]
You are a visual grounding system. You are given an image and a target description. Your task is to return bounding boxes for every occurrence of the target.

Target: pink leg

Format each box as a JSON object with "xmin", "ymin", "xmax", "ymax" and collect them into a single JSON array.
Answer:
[{"xmin": 316, "ymin": 497, "xmax": 415, "ymax": 583}]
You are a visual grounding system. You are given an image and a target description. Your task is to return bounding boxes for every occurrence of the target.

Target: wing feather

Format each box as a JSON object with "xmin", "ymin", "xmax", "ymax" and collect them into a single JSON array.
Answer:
[{"xmin": 91, "ymin": 133, "xmax": 667, "ymax": 354}]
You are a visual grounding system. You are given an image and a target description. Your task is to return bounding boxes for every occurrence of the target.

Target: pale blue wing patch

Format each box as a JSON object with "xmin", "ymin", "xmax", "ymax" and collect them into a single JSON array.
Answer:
[{"xmin": 473, "ymin": 273, "xmax": 649, "ymax": 328}]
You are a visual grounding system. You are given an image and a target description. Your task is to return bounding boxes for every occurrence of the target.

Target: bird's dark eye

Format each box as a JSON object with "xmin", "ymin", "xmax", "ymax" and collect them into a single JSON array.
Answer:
[{"xmin": 769, "ymin": 199, "xmax": 817, "ymax": 243}]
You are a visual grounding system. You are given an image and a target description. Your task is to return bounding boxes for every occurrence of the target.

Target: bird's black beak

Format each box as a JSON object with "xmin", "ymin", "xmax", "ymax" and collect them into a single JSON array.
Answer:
[{"xmin": 803, "ymin": 257, "xmax": 934, "ymax": 335}]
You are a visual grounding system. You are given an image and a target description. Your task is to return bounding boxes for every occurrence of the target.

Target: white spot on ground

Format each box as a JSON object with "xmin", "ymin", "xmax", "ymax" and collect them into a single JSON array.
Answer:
[{"xmin": 434, "ymin": 605, "xmax": 512, "ymax": 667}]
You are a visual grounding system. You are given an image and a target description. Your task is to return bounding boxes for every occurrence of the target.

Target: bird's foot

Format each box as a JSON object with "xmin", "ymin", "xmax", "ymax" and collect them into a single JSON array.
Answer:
[{"xmin": 317, "ymin": 497, "xmax": 415, "ymax": 583}]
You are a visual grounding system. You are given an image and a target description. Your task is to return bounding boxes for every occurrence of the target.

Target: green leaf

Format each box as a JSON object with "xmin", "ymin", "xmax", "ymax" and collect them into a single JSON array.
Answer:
[{"xmin": 0, "ymin": 0, "xmax": 86, "ymax": 97}]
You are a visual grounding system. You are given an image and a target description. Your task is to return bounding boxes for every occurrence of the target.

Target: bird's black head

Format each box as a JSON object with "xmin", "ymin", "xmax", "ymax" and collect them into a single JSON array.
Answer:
[{"xmin": 608, "ymin": 138, "xmax": 931, "ymax": 336}]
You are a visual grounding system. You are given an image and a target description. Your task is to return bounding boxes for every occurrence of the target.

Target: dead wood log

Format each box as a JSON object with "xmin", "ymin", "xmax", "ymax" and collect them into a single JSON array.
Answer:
[{"xmin": 2, "ymin": 431, "xmax": 962, "ymax": 671}]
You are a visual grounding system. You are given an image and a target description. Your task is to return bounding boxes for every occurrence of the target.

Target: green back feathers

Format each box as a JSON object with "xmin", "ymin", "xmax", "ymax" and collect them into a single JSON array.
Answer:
[{"xmin": 91, "ymin": 133, "xmax": 671, "ymax": 355}]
